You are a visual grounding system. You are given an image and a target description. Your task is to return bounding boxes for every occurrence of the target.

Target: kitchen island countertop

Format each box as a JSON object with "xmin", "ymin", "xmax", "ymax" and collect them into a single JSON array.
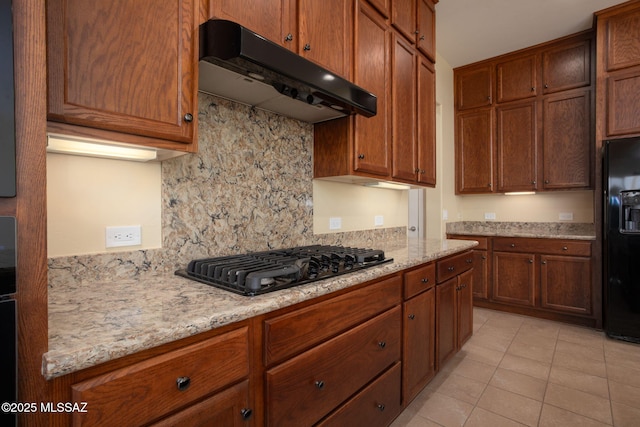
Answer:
[{"xmin": 45, "ymin": 237, "xmax": 477, "ymax": 380}]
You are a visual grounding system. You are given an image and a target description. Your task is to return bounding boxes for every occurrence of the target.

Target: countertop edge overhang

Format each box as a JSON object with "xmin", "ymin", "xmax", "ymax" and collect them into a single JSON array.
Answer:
[{"xmin": 43, "ymin": 238, "xmax": 477, "ymax": 379}]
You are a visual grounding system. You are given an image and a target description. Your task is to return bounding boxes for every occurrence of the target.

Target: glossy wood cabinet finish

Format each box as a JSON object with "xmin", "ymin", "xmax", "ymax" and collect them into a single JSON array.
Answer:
[
  {"xmin": 298, "ymin": 0, "xmax": 353, "ymax": 79},
  {"xmin": 496, "ymin": 100, "xmax": 538, "ymax": 192},
  {"xmin": 264, "ymin": 275, "xmax": 402, "ymax": 365},
  {"xmin": 454, "ymin": 30, "xmax": 594, "ymax": 194},
  {"xmin": 436, "ymin": 252, "xmax": 474, "ymax": 369},
  {"xmin": 392, "ymin": 35, "xmax": 418, "ymax": 182},
  {"xmin": 366, "ymin": 0, "xmax": 391, "ymax": 17},
  {"xmin": 265, "ymin": 306, "xmax": 401, "ymax": 427},
  {"xmin": 417, "ymin": 56, "xmax": 437, "ymax": 185},
  {"xmin": 540, "ymin": 255, "xmax": 592, "ymax": 315},
  {"xmin": 403, "ymin": 288, "xmax": 435, "ymax": 403},
  {"xmin": 492, "ymin": 251, "xmax": 537, "ymax": 307},
  {"xmin": 209, "ymin": 0, "xmax": 291, "ymax": 47},
  {"xmin": 391, "ymin": 0, "xmax": 416, "ymax": 42},
  {"xmin": 403, "ymin": 261, "xmax": 435, "ymax": 299},
  {"xmin": 496, "ymin": 54, "xmax": 537, "ymax": 103},
  {"xmin": 447, "ymin": 235, "xmax": 490, "ymax": 300},
  {"xmin": 47, "ymin": 0, "xmax": 198, "ymax": 150},
  {"xmin": 455, "ymin": 65, "xmax": 493, "ymax": 110},
  {"xmin": 70, "ymin": 327, "xmax": 250, "ymax": 426},
  {"xmin": 417, "ymin": 0, "xmax": 436, "ymax": 61},
  {"xmin": 317, "ymin": 362, "xmax": 403, "ymax": 427},
  {"xmin": 542, "ymin": 89, "xmax": 592, "ymax": 189},
  {"xmin": 456, "ymin": 108, "xmax": 494, "ymax": 193}
]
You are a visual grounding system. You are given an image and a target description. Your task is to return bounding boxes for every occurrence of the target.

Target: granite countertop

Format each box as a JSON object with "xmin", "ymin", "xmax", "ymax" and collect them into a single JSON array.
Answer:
[
  {"xmin": 45, "ymin": 238, "xmax": 477, "ymax": 380},
  {"xmin": 446, "ymin": 221, "xmax": 596, "ymax": 240}
]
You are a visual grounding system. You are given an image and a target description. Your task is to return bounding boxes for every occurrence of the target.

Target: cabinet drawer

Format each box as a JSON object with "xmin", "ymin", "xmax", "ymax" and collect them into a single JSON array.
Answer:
[
  {"xmin": 264, "ymin": 275, "xmax": 401, "ymax": 365},
  {"xmin": 317, "ymin": 362, "xmax": 402, "ymax": 427},
  {"xmin": 266, "ymin": 306, "xmax": 401, "ymax": 427},
  {"xmin": 71, "ymin": 327, "xmax": 249, "ymax": 427},
  {"xmin": 404, "ymin": 262, "xmax": 435, "ymax": 299},
  {"xmin": 437, "ymin": 251, "xmax": 474, "ymax": 283},
  {"xmin": 493, "ymin": 237, "xmax": 591, "ymax": 256}
]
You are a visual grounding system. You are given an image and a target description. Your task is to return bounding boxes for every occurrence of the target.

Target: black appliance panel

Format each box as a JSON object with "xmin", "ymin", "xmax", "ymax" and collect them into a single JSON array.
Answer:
[
  {"xmin": 0, "ymin": 217, "xmax": 16, "ymax": 296},
  {"xmin": 0, "ymin": 0, "xmax": 16, "ymax": 198},
  {"xmin": 604, "ymin": 137, "xmax": 640, "ymax": 343}
]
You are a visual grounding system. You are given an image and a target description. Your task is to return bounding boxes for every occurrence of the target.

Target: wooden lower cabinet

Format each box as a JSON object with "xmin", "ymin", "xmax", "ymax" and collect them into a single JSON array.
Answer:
[
  {"xmin": 540, "ymin": 254, "xmax": 592, "ymax": 315},
  {"xmin": 265, "ymin": 306, "xmax": 402, "ymax": 427},
  {"xmin": 492, "ymin": 251, "xmax": 536, "ymax": 307}
]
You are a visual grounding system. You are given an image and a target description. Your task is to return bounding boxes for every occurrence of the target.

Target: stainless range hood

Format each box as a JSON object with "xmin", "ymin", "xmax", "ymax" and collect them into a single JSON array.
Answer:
[{"xmin": 198, "ymin": 20, "xmax": 377, "ymax": 124}]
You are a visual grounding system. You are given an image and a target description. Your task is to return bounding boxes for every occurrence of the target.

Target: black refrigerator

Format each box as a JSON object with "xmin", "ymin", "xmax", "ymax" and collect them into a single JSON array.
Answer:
[{"xmin": 604, "ymin": 137, "xmax": 640, "ymax": 343}]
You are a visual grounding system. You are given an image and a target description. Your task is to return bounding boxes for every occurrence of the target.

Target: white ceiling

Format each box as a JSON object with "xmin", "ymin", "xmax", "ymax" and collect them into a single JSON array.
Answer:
[{"xmin": 436, "ymin": 0, "xmax": 628, "ymax": 68}]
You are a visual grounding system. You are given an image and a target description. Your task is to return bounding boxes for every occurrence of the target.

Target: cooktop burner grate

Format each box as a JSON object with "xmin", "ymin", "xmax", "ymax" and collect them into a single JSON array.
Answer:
[{"xmin": 175, "ymin": 245, "xmax": 392, "ymax": 296}]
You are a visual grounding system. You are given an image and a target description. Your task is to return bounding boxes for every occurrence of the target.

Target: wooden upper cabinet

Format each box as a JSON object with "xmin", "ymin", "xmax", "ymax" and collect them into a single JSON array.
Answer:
[
  {"xmin": 604, "ymin": 5, "xmax": 640, "ymax": 72},
  {"xmin": 298, "ymin": 0, "xmax": 353, "ymax": 79},
  {"xmin": 365, "ymin": 0, "xmax": 391, "ymax": 18},
  {"xmin": 496, "ymin": 100, "xmax": 538, "ymax": 192},
  {"xmin": 542, "ymin": 89, "xmax": 592, "ymax": 189},
  {"xmin": 542, "ymin": 38, "xmax": 591, "ymax": 94},
  {"xmin": 456, "ymin": 108, "xmax": 494, "ymax": 193},
  {"xmin": 417, "ymin": 0, "xmax": 436, "ymax": 61},
  {"xmin": 353, "ymin": 2, "xmax": 392, "ymax": 177},
  {"xmin": 209, "ymin": 0, "xmax": 291, "ymax": 47},
  {"xmin": 417, "ymin": 56, "xmax": 436, "ymax": 186},
  {"xmin": 391, "ymin": 0, "xmax": 417, "ymax": 42},
  {"xmin": 392, "ymin": 35, "xmax": 417, "ymax": 182},
  {"xmin": 455, "ymin": 65, "xmax": 493, "ymax": 110},
  {"xmin": 496, "ymin": 54, "xmax": 537, "ymax": 103},
  {"xmin": 47, "ymin": 0, "xmax": 198, "ymax": 147}
]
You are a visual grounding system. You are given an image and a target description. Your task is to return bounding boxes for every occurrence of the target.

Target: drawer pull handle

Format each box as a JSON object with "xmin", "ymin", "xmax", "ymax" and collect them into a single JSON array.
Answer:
[
  {"xmin": 176, "ymin": 376, "xmax": 191, "ymax": 391},
  {"xmin": 421, "ymin": 278, "xmax": 429, "ymax": 283},
  {"xmin": 466, "ymin": 259, "xmax": 473, "ymax": 263},
  {"xmin": 448, "ymin": 266, "xmax": 455, "ymax": 272},
  {"xmin": 378, "ymin": 341, "xmax": 387, "ymax": 349},
  {"xmin": 408, "ymin": 314, "xmax": 416, "ymax": 320},
  {"xmin": 562, "ymin": 246, "xmax": 568, "ymax": 251},
  {"xmin": 315, "ymin": 380, "xmax": 325, "ymax": 390},
  {"xmin": 510, "ymin": 243, "xmax": 516, "ymax": 248},
  {"xmin": 377, "ymin": 403, "xmax": 386, "ymax": 412},
  {"xmin": 240, "ymin": 408, "xmax": 253, "ymax": 420}
]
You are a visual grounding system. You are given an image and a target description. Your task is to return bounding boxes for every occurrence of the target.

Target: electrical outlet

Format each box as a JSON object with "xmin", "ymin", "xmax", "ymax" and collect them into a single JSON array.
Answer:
[
  {"xmin": 484, "ymin": 212, "xmax": 496, "ymax": 220},
  {"xmin": 329, "ymin": 217, "xmax": 342, "ymax": 230},
  {"xmin": 106, "ymin": 225, "xmax": 142, "ymax": 248},
  {"xmin": 442, "ymin": 209, "xmax": 448, "ymax": 220},
  {"xmin": 374, "ymin": 215, "xmax": 384, "ymax": 226},
  {"xmin": 559, "ymin": 212, "xmax": 574, "ymax": 221}
]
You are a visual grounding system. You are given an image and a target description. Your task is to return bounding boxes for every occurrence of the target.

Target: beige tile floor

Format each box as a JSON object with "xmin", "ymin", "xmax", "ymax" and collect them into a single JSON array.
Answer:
[{"xmin": 391, "ymin": 307, "xmax": 640, "ymax": 427}]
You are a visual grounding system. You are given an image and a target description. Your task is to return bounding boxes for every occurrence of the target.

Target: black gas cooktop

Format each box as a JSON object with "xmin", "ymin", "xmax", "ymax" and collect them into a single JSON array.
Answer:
[{"xmin": 176, "ymin": 245, "xmax": 392, "ymax": 296}]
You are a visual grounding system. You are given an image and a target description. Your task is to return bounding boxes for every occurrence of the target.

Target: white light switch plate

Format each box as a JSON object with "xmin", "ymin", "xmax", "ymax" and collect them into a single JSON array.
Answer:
[
  {"xmin": 374, "ymin": 215, "xmax": 384, "ymax": 226},
  {"xmin": 329, "ymin": 217, "xmax": 342, "ymax": 230},
  {"xmin": 484, "ymin": 212, "xmax": 496, "ymax": 220},
  {"xmin": 559, "ymin": 212, "xmax": 574, "ymax": 221}
]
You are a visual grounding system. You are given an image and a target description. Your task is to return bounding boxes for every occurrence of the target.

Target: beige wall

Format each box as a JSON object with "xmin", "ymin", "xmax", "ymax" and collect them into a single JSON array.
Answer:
[
  {"xmin": 312, "ymin": 180, "xmax": 408, "ymax": 234},
  {"xmin": 47, "ymin": 153, "xmax": 162, "ymax": 256}
]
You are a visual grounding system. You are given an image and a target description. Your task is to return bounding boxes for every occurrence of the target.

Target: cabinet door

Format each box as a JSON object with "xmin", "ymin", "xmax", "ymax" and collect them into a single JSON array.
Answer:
[
  {"xmin": 606, "ymin": 70, "xmax": 640, "ymax": 137},
  {"xmin": 457, "ymin": 269, "xmax": 474, "ymax": 348},
  {"xmin": 492, "ymin": 252, "xmax": 536, "ymax": 307},
  {"xmin": 436, "ymin": 278, "xmax": 457, "ymax": 369},
  {"xmin": 542, "ymin": 89, "xmax": 591, "ymax": 189},
  {"xmin": 403, "ymin": 288, "xmax": 435, "ymax": 403},
  {"xmin": 472, "ymin": 250, "xmax": 489, "ymax": 300},
  {"xmin": 298, "ymin": 0, "xmax": 352, "ymax": 79},
  {"xmin": 604, "ymin": 6, "xmax": 640, "ymax": 72},
  {"xmin": 417, "ymin": 56, "xmax": 436, "ymax": 186},
  {"xmin": 150, "ymin": 381, "xmax": 252, "ymax": 427},
  {"xmin": 455, "ymin": 65, "xmax": 493, "ymax": 110},
  {"xmin": 391, "ymin": 0, "xmax": 417, "ymax": 42},
  {"xmin": 542, "ymin": 38, "xmax": 591, "ymax": 94},
  {"xmin": 47, "ymin": 0, "xmax": 197, "ymax": 144},
  {"xmin": 540, "ymin": 255, "xmax": 592, "ymax": 315},
  {"xmin": 354, "ymin": 2, "xmax": 392, "ymax": 177},
  {"xmin": 365, "ymin": 0, "xmax": 391, "ymax": 18},
  {"xmin": 456, "ymin": 108, "xmax": 494, "ymax": 193},
  {"xmin": 496, "ymin": 54, "xmax": 537, "ymax": 103},
  {"xmin": 496, "ymin": 100, "xmax": 538, "ymax": 192},
  {"xmin": 392, "ymin": 35, "xmax": 418, "ymax": 182},
  {"xmin": 417, "ymin": 0, "xmax": 436, "ymax": 61}
]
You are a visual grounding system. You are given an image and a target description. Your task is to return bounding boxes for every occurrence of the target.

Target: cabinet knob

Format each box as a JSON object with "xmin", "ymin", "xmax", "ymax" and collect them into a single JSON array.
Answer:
[
  {"xmin": 466, "ymin": 259, "xmax": 473, "ymax": 264},
  {"xmin": 482, "ymin": 255, "xmax": 487, "ymax": 260},
  {"xmin": 378, "ymin": 341, "xmax": 387, "ymax": 349},
  {"xmin": 542, "ymin": 260, "xmax": 547, "ymax": 265},
  {"xmin": 303, "ymin": 43, "xmax": 311, "ymax": 51},
  {"xmin": 183, "ymin": 113, "xmax": 194, "ymax": 123},
  {"xmin": 448, "ymin": 266, "xmax": 455, "ymax": 272},
  {"xmin": 544, "ymin": 83, "xmax": 549, "ymax": 89},
  {"xmin": 377, "ymin": 403, "xmax": 386, "ymax": 412},
  {"xmin": 285, "ymin": 33, "xmax": 293, "ymax": 42},
  {"xmin": 510, "ymin": 243, "xmax": 515, "ymax": 248},
  {"xmin": 358, "ymin": 154, "xmax": 365, "ymax": 159},
  {"xmin": 529, "ymin": 259, "xmax": 534, "ymax": 263},
  {"xmin": 240, "ymin": 408, "xmax": 253, "ymax": 420},
  {"xmin": 415, "ymin": 168, "xmax": 421, "ymax": 173},
  {"xmin": 487, "ymin": 96, "xmax": 492, "ymax": 103},
  {"xmin": 315, "ymin": 380, "xmax": 325, "ymax": 390},
  {"xmin": 420, "ymin": 35, "xmax": 425, "ymax": 41},
  {"xmin": 531, "ymin": 87, "xmax": 536, "ymax": 92},
  {"xmin": 562, "ymin": 246, "xmax": 568, "ymax": 251},
  {"xmin": 488, "ymin": 183, "xmax": 492, "ymax": 188},
  {"xmin": 420, "ymin": 169, "xmax": 426, "ymax": 174},
  {"xmin": 408, "ymin": 314, "xmax": 416, "ymax": 320},
  {"xmin": 176, "ymin": 376, "xmax": 191, "ymax": 391},
  {"xmin": 409, "ymin": 226, "xmax": 417, "ymax": 232},
  {"xmin": 544, "ymin": 179, "xmax": 550, "ymax": 184},
  {"xmin": 532, "ymin": 180, "xmax": 537, "ymax": 185},
  {"xmin": 421, "ymin": 277, "xmax": 429, "ymax": 283}
]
